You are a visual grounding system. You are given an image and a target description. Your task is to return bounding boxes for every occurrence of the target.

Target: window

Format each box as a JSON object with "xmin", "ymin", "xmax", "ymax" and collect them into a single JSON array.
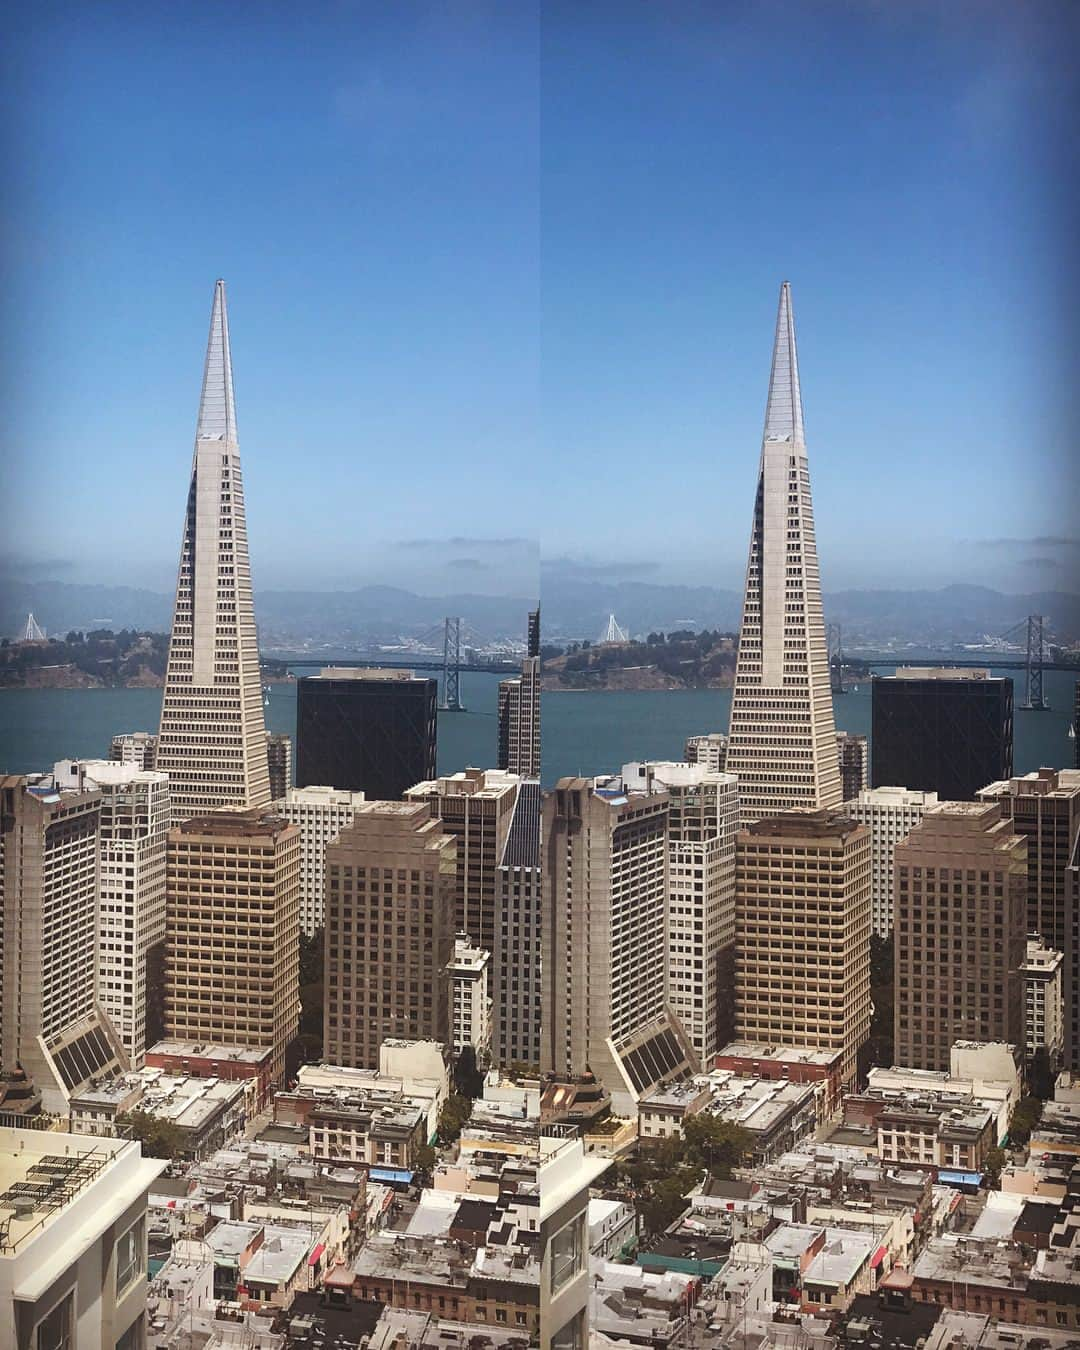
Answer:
[
  {"xmin": 116, "ymin": 1217, "xmax": 145, "ymax": 1296},
  {"xmin": 551, "ymin": 1212, "xmax": 585, "ymax": 1294},
  {"xmin": 115, "ymin": 1323, "xmax": 141, "ymax": 1350},
  {"xmin": 552, "ymin": 1310, "xmax": 585, "ymax": 1350},
  {"xmin": 36, "ymin": 1293, "xmax": 73, "ymax": 1350}
]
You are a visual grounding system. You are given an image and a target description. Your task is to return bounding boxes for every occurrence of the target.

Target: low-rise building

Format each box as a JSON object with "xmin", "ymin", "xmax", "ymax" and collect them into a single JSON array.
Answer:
[
  {"xmin": 146, "ymin": 1040, "xmax": 275, "ymax": 1114},
  {"xmin": 70, "ymin": 1067, "xmax": 249, "ymax": 1159},
  {"xmin": 589, "ymin": 1262, "xmax": 699, "ymax": 1346},
  {"xmin": 0, "ymin": 1126, "xmax": 165, "ymax": 1350},
  {"xmin": 588, "ymin": 1197, "xmax": 636, "ymax": 1260}
]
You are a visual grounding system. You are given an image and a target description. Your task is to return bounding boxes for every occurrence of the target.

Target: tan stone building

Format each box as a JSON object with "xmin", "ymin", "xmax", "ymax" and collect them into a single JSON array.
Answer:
[
  {"xmin": 324, "ymin": 801, "xmax": 456, "ymax": 1068},
  {"xmin": 405, "ymin": 768, "xmax": 520, "ymax": 957},
  {"xmin": 540, "ymin": 775, "xmax": 671, "ymax": 1096},
  {"xmin": 734, "ymin": 810, "xmax": 871, "ymax": 1087},
  {"xmin": 894, "ymin": 801, "xmax": 1028, "ymax": 1072},
  {"xmin": 978, "ymin": 769, "xmax": 1080, "ymax": 1064},
  {"xmin": 165, "ymin": 809, "xmax": 300, "ymax": 1083}
]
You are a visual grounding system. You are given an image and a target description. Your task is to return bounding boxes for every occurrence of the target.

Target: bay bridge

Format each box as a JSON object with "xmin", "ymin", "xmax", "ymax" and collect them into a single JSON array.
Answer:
[
  {"xmin": 262, "ymin": 617, "xmax": 523, "ymax": 713},
  {"xmin": 829, "ymin": 614, "xmax": 1078, "ymax": 711}
]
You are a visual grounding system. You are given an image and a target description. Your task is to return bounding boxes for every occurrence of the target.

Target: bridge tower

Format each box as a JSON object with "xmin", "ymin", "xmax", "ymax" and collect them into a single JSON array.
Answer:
[
  {"xmin": 21, "ymin": 613, "xmax": 46, "ymax": 642},
  {"xmin": 827, "ymin": 623, "xmax": 845, "ymax": 696},
  {"xmin": 1021, "ymin": 614, "xmax": 1049, "ymax": 711},
  {"xmin": 441, "ymin": 617, "xmax": 465, "ymax": 712}
]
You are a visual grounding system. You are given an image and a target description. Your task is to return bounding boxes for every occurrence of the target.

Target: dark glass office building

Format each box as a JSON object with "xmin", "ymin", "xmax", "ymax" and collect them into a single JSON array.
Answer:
[
  {"xmin": 296, "ymin": 668, "xmax": 437, "ymax": 800},
  {"xmin": 871, "ymin": 668, "xmax": 1013, "ymax": 800}
]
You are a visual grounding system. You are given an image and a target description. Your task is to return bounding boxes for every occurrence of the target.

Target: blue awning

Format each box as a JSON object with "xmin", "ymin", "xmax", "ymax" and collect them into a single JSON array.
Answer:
[
  {"xmin": 938, "ymin": 1169, "xmax": 983, "ymax": 1186},
  {"xmin": 370, "ymin": 1167, "xmax": 414, "ymax": 1184}
]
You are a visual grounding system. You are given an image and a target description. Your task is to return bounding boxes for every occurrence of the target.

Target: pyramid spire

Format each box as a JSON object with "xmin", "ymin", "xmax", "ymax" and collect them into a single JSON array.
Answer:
[
  {"xmin": 726, "ymin": 282, "xmax": 841, "ymax": 823},
  {"xmin": 762, "ymin": 280, "xmax": 805, "ymax": 446},
  {"xmin": 157, "ymin": 280, "xmax": 270, "ymax": 818},
  {"xmin": 195, "ymin": 279, "xmax": 238, "ymax": 443}
]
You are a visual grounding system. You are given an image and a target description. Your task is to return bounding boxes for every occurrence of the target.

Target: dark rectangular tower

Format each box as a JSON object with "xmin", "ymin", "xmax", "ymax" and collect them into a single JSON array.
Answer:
[
  {"xmin": 296, "ymin": 668, "xmax": 437, "ymax": 800},
  {"xmin": 872, "ymin": 668, "xmax": 1013, "ymax": 801}
]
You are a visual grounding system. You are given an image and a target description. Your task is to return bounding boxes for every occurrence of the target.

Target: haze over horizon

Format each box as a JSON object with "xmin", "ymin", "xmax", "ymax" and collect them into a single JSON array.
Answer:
[{"xmin": 2, "ymin": 2, "xmax": 1078, "ymax": 599}]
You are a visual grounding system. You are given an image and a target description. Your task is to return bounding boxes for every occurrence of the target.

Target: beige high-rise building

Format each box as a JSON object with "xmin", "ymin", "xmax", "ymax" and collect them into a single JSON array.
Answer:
[
  {"xmin": 498, "ymin": 658, "xmax": 541, "ymax": 779},
  {"xmin": 495, "ymin": 778, "xmax": 542, "ymax": 1069},
  {"xmin": 894, "ymin": 801, "xmax": 1027, "ymax": 1073},
  {"xmin": 541, "ymin": 775, "xmax": 670, "ymax": 1093},
  {"xmin": 0, "ymin": 773, "xmax": 126, "ymax": 1114},
  {"xmin": 622, "ymin": 761, "xmax": 738, "ymax": 1063},
  {"xmin": 977, "ymin": 769, "xmax": 1080, "ymax": 1063},
  {"xmin": 53, "ymin": 759, "xmax": 170, "ymax": 1068},
  {"xmin": 735, "ymin": 810, "xmax": 871, "ymax": 1087},
  {"xmin": 324, "ymin": 801, "xmax": 456, "ymax": 1068},
  {"xmin": 165, "ymin": 809, "xmax": 300, "ymax": 1083},
  {"xmin": 156, "ymin": 280, "xmax": 271, "ymax": 819},
  {"xmin": 726, "ymin": 282, "xmax": 842, "ymax": 824},
  {"xmin": 279, "ymin": 784, "xmax": 367, "ymax": 936},
  {"xmin": 109, "ymin": 730, "xmax": 157, "ymax": 770},
  {"xmin": 405, "ymin": 767, "xmax": 520, "ymax": 957},
  {"xmin": 851, "ymin": 786, "xmax": 939, "ymax": 938}
]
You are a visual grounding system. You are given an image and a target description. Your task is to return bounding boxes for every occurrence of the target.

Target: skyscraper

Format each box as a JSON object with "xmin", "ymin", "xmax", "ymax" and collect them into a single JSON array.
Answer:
[
  {"xmin": 871, "ymin": 668, "xmax": 1013, "ymax": 800},
  {"xmin": 497, "ymin": 608, "xmax": 541, "ymax": 778},
  {"xmin": 622, "ymin": 761, "xmax": 738, "ymax": 1063},
  {"xmin": 495, "ymin": 778, "xmax": 542, "ymax": 1069},
  {"xmin": 977, "ymin": 769, "xmax": 1080, "ymax": 1063},
  {"xmin": 726, "ymin": 283, "xmax": 842, "ymax": 824},
  {"xmin": 323, "ymin": 801, "xmax": 455, "ymax": 1068},
  {"xmin": 156, "ymin": 280, "xmax": 271, "ymax": 819},
  {"xmin": 851, "ymin": 786, "xmax": 939, "ymax": 938},
  {"xmin": 53, "ymin": 760, "xmax": 170, "ymax": 1068},
  {"xmin": 0, "ymin": 774, "xmax": 125, "ymax": 1114},
  {"xmin": 540, "ymin": 774, "xmax": 672, "ymax": 1098},
  {"xmin": 893, "ymin": 801, "xmax": 1026, "ymax": 1072},
  {"xmin": 266, "ymin": 732, "xmax": 292, "ymax": 802},
  {"xmin": 734, "ymin": 810, "xmax": 871, "ymax": 1087},
  {"xmin": 279, "ymin": 784, "xmax": 367, "ymax": 936},
  {"xmin": 296, "ymin": 667, "xmax": 437, "ymax": 800},
  {"xmin": 404, "ymin": 767, "xmax": 520, "ymax": 957},
  {"xmin": 165, "ymin": 809, "xmax": 300, "ymax": 1083},
  {"xmin": 836, "ymin": 732, "xmax": 868, "ymax": 802}
]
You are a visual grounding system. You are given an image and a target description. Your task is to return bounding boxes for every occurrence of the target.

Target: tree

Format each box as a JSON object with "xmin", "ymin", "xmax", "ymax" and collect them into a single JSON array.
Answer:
[
  {"xmin": 982, "ymin": 1147, "xmax": 1007, "ymax": 1190},
  {"xmin": 118, "ymin": 1109, "xmax": 187, "ymax": 1160},
  {"xmin": 437, "ymin": 1092, "xmax": 473, "ymax": 1144},
  {"xmin": 1008, "ymin": 1095, "xmax": 1044, "ymax": 1146},
  {"xmin": 453, "ymin": 1045, "xmax": 485, "ymax": 1099},
  {"xmin": 683, "ymin": 1115, "xmax": 752, "ymax": 1178}
]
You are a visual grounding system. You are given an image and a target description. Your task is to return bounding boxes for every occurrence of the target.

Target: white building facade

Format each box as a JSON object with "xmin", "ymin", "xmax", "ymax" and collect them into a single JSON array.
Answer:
[
  {"xmin": 279, "ymin": 784, "xmax": 366, "ymax": 935},
  {"xmin": 851, "ymin": 786, "xmax": 939, "ymax": 937},
  {"xmin": 54, "ymin": 760, "xmax": 170, "ymax": 1068},
  {"xmin": 449, "ymin": 936, "xmax": 492, "ymax": 1060},
  {"xmin": 622, "ymin": 761, "xmax": 738, "ymax": 1063}
]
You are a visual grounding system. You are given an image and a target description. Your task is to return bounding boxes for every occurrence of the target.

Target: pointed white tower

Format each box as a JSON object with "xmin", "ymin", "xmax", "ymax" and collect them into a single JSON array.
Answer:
[
  {"xmin": 726, "ymin": 282, "xmax": 842, "ymax": 824},
  {"xmin": 156, "ymin": 280, "xmax": 271, "ymax": 819}
]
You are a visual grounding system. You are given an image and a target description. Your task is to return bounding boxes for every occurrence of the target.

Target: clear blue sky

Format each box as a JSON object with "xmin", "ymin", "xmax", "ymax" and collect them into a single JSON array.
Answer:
[{"xmin": 2, "ymin": 1, "xmax": 1077, "ymax": 598}]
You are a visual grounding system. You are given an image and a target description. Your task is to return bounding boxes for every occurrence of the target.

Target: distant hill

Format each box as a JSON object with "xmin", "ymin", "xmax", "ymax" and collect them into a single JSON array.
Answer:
[
  {"xmin": 3, "ymin": 576, "xmax": 1077, "ymax": 648},
  {"xmin": 541, "ymin": 577, "xmax": 1080, "ymax": 646}
]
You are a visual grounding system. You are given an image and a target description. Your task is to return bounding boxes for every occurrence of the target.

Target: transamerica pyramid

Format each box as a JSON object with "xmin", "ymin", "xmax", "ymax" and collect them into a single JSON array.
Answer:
[
  {"xmin": 726, "ymin": 282, "xmax": 842, "ymax": 824},
  {"xmin": 156, "ymin": 280, "xmax": 271, "ymax": 818}
]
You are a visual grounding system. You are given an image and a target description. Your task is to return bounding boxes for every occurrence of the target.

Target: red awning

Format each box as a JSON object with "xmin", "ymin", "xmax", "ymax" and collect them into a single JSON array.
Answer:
[
  {"xmin": 871, "ymin": 1246, "xmax": 887, "ymax": 1270},
  {"xmin": 309, "ymin": 1242, "xmax": 326, "ymax": 1267}
]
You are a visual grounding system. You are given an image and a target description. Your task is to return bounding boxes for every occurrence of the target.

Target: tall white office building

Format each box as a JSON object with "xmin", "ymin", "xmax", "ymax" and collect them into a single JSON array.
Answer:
[
  {"xmin": 850, "ymin": 786, "xmax": 939, "ymax": 937},
  {"xmin": 622, "ymin": 761, "xmax": 738, "ymax": 1063},
  {"xmin": 726, "ymin": 282, "xmax": 842, "ymax": 824},
  {"xmin": 156, "ymin": 279, "xmax": 271, "ymax": 819},
  {"xmin": 279, "ymin": 785, "xmax": 367, "ymax": 936},
  {"xmin": 54, "ymin": 760, "xmax": 170, "ymax": 1068}
]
